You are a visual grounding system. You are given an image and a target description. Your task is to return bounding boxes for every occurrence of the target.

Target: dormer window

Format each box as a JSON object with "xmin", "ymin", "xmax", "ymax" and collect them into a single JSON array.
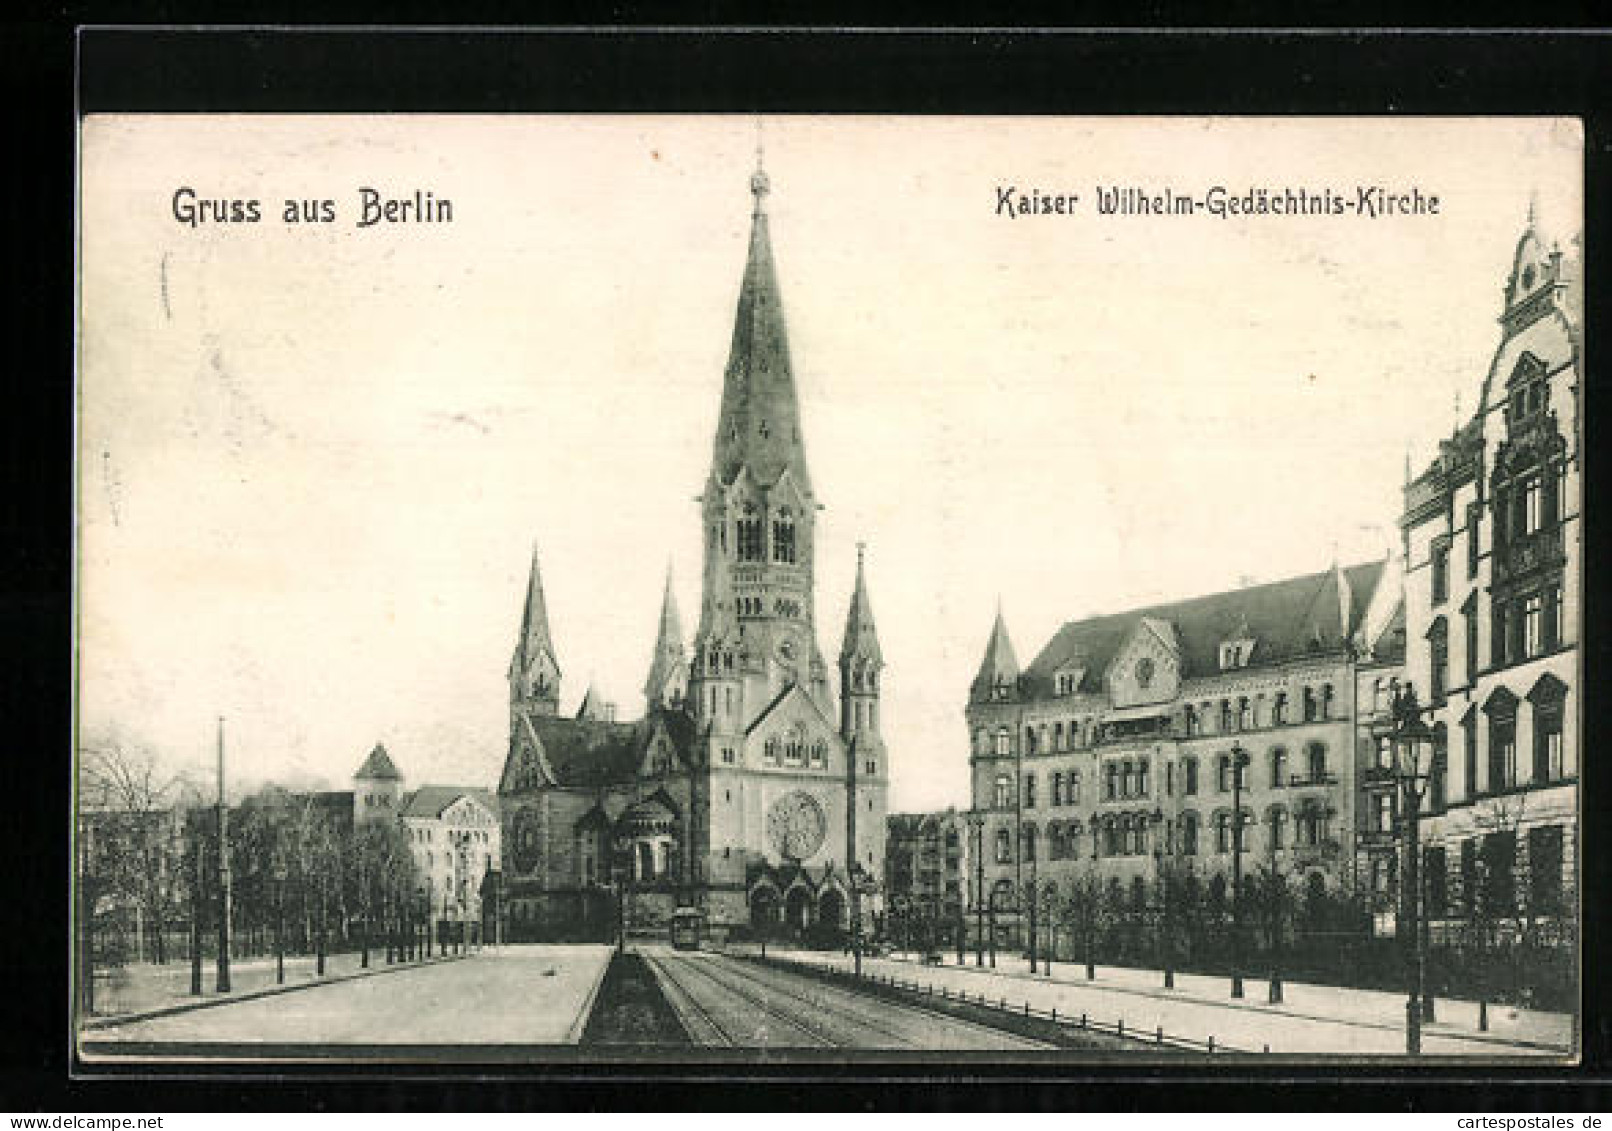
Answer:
[{"xmin": 1219, "ymin": 638, "xmax": 1255, "ymax": 670}]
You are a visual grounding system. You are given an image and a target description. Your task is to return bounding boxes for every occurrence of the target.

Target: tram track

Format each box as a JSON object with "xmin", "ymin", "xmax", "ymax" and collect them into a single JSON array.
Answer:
[{"xmin": 643, "ymin": 950, "xmax": 837, "ymax": 1047}]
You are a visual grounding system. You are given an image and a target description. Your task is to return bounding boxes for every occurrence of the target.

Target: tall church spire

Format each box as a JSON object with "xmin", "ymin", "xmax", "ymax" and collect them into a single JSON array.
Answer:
[
  {"xmin": 509, "ymin": 543, "xmax": 560, "ymax": 717},
  {"xmin": 708, "ymin": 149, "xmax": 813, "ymax": 494},
  {"xmin": 839, "ymin": 543, "xmax": 882, "ymax": 665},
  {"xmin": 644, "ymin": 563, "xmax": 688, "ymax": 709}
]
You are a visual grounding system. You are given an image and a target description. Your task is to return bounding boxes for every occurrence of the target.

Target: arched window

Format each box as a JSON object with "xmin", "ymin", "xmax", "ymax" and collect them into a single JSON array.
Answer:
[
  {"xmin": 1182, "ymin": 757, "xmax": 1199, "ymax": 796},
  {"xmin": 1069, "ymin": 769, "xmax": 1082, "ymax": 804},
  {"xmin": 1529, "ymin": 675, "xmax": 1567, "ymax": 785},
  {"xmin": 1238, "ymin": 697, "xmax": 1252, "ymax": 730},
  {"xmin": 1121, "ymin": 760, "xmax": 1134, "ymax": 798},
  {"xmin": 1270, "ymin": 746, "xmax": 1288, "ymax": 788},
  {"xmin": 995, "ymin": 828, "xmax": 1013, "ymax": 864},
  {"xmin": 1180, "ymin": 811, "xmax": 1200, "ymax": 856},
  {"xmin": 1220, "ymin": 699, "xmax": 1234, "ymax": 732},
  {"xmin": 1184, "ymin": 704, "xmax": 1200, "ymax": 736},
  {"xmin": 736, "ymin": 510, "xmax": 764, "ymax": 562},
  {"xmin": 1429, "ymin": 618, "xmax": 1449, "ymax": 702},
  {"xmin": 1054, "ymin": 722, "xmax": 1065, "ymax": 750},
  {"xmin": 1303, "ymin": 686, "xmax": 1318, "ymax": 722},
  {"xmin": 1217, "ymin": 753, "xmax": 1232, "ymax": 793},
  {"xmin": 1273, "ymin": 691, "xmax": 1289, "ymax": 725},
  {"xmin": 994, "ymin": 729, "xmax": 1011, "ymax": 757},
  {"xmin": 1267, "ymin": 806, "xmax": 1288, "ymax": 851},
  {"xmin": 1321, "ymin": 684, "xmax": 1335, "ymax": 719},
  {"xmin": 1025, "ymin": 726, "xmax": 1038, "ymax": 755},
  {"xmin": 1307, "ymin": 742, "xmax": 1328, "ymax": 782},
  {"xmin": 1138, "ymin": 758, "xmax": 1150, "ymax": 797},
  {"xmin": 1214, "ymin": 812, "xmax": 1232, "ymax": 854},
  {"xmin": 993, "ymin": 773, "xmax": 1013, "ymax": 809},
  {"xmin": 771, "ymin": 508, "xmax": 796, "ymax": 564},
  {"xmin": 1022, "ymin": 824, "xmax": 1038, "ymax": 861}
]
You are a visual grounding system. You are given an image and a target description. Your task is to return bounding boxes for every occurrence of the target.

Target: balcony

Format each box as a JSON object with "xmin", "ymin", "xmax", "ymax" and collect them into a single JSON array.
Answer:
[
  {"xmin": 1493, "ymin": 526, "xmax": 1565, "ymax": 587},
  {"xmin": 1293, "ymin": 838, "xmax": 1342, "ymax": 867},
  {"xmin": 1288, "ymin": 771, "xmax": 1340, "ymax": 788}
]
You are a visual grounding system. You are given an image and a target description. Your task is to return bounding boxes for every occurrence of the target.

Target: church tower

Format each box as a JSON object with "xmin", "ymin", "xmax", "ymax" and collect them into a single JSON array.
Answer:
[
  {"xmin": 689, "ymin": 152, "xmax": 829, "ymax": 744},
  {"xmin": 643, "ymin": 564, "xmax": 689, "ymax": 711},
  {"xmin": 508, "ymin": 544, "xmax": 561, "ymax": 722},
  {"xmin": 839, "ymin": 543, "xmax": 888, "ymax": 882}
]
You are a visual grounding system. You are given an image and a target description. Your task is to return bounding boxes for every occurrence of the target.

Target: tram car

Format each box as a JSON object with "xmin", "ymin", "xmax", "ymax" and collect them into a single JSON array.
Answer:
[{"xmin": 669, "ymin": 906, "xmax": 705, "ymax": 951}]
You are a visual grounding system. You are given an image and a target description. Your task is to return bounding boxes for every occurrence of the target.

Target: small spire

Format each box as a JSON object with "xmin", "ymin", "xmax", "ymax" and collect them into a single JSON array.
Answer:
[
  {"xmin": 644, "ymin": 561, "xmax": 687, "ymax": 704},
  {"xmin": 840, "ymin": 542, "xmax": 881, "ymax": 666},
  {"xmin": 510, "ymin": 541, "xmax": 559, "ymax": 682},
  {"xmin": 750, "ymin": 119, "xmax": 770, "ymax": 213}
]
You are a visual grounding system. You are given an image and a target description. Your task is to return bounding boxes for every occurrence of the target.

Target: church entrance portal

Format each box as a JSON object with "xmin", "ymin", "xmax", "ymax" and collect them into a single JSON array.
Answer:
[{"xmin": 784, "ymin": 887, "xmax": 811, "ymax": 935}]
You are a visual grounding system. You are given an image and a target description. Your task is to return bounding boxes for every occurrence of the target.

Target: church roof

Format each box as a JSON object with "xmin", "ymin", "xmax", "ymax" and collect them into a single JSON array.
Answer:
[
  {"xmin": 839, "ymin": 545, "xmax": 882, "ymax": 665},
  {"xmin": 1020, "ymin": 561, "xmax": 1386, "ymax": 698},
  {"xmin": 400, "ymin": 785, "xmax": 499, "ymax": 820},
  {"xmin": 354, "ymin": 743, "xmax": 402, "ymax": 781},
  {"xmin": 524, "ymin": 708, "xmax": 696, "ymax": 789},
  {"xmin": 707, "ymin": 158, "xmax": 814, "ymax": 495}
]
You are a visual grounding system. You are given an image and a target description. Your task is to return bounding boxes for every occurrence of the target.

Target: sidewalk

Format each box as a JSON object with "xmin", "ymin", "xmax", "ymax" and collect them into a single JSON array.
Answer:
[
  {"xmin": 762, "ymin": 947, "xmax": 1572, "ymax": 1058},
  {"xmin": 85, "ymin": 948, "xmax": 463, "ymax": 1020}
]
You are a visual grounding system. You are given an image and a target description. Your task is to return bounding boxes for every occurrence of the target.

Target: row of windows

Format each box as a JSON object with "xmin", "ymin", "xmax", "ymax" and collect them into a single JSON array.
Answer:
[
  {"xmin": 989, "ymin": 804, "xmax": 1336, "ymax": 864},
  {"xmin": 1413, "ymin": 825, "xmax": 1569, "ymax": 918},
  {"xmin": 990, "ymin": 743, "xmax": 1331, "ymax": 811},
  {"xmin": 977, "ymin": 684, "xmax": 1339, "ymax": 757},
  {"xmin": 410, "ymin": 826, "xmax": 493, "ymax": 845},
  {"xmin": 728, "ymin": 511, "xmax": 800, "ymax": 564}
]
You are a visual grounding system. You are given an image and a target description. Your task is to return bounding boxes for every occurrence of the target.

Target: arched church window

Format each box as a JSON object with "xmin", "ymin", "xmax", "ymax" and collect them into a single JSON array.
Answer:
[
  {"xmin": 772, "ymin": 508, "xmax": 797, "ymax": 564},
  {"xmin": 736, "ymin": 507, "xmax": 764, "ymax": 562},
  {"xmin": 810, "ymin": 741, "xmax": 826, "ymax": 768}
]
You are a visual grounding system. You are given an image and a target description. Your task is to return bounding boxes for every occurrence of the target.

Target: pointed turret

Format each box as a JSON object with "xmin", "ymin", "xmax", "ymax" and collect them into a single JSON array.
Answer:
[
  {"xmin": 839, "ymin": 544, "xmax": 885, "ymax": 744},
  {"xmin": 353, "ymin": 742, "xmax": 404, "ymax": 824},
  {"xmin": 970, "ymin": 603, "xmax": 1021, "ymax": 702},
  {"xmin": 644, "ymin": 564, "xmax": 688, "ymax": 710},
  {"xmin": 509, "ymin": 544, "xmax": 561, "ymax": 718},
  {"xmin": 839, "ymin": 543, "xmax": 882, "ymax": 666},
  {"xmin": 708, "ymin": 151, "xmax": 813, "ymax": 495},
  {"xmin": 354, "ymin": 742, "xmax": 402, "ymax": 781}
]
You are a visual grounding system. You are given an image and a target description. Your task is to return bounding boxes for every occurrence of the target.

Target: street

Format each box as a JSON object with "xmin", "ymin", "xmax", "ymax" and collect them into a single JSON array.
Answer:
[
  {"xmin": 83, "ymin": 945, "xmax": 611, "ymax": 1050},
  {"xmin": 641, "ymin": 946, "xmax": 1050, "ymax": 1050}
]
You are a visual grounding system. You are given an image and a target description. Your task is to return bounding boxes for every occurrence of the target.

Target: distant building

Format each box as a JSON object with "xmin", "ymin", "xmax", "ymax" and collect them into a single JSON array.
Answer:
[
  {"xmin": 1399, "ymin": 204, "xmax": 1581, "ymax": 943},
  {"xmin": 495, "ymin": 160, "xmax": 889, "ymax": 943},
  {"xmin": 967, "ymin": 561, "xmax": 1403, "ymax": 943},
  {"xmin": 885, "ymin": 809, "xmax": 970, "ymax": 929}
]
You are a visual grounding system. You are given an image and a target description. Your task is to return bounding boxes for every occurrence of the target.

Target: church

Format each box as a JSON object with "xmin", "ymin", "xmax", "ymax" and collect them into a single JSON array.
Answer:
[{"xmin": 496, "ymin": 160, "xmax": 889, "ymax": 943}]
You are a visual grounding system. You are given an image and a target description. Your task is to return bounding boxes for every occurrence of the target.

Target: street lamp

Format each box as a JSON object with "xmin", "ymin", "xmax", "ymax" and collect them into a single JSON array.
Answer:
[
  {"xmin": 1230, "ymin": 743, "xmax": 1250, "ymax": 999},
  {"xmin": 1374, "ymin": 680, "xmax": 1435, "ymax": 1056},
  {"xmin": 1151, "ymin": 806, "xmax": 1175, "ymax": 990},
  {"xmin": 272, "ymin": 852, "xmax": 287, "ymax": 985}
]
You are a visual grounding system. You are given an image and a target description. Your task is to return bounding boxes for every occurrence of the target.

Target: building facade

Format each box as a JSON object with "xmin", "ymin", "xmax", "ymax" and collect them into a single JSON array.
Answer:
[
  {"xmin": 1399, "ymin": 205, "xmax": 1581, "ymax": 945},
  {"xmin": 966, "ymin": 561, "xmax": 1403, "ymax": 943},
  {"xmin": 885, "ymin": 809, "xmax": 970, "ymax": 933},
  {"xmin": 497, "ymin": 162, "xmax": 889, "ymax": 942}
]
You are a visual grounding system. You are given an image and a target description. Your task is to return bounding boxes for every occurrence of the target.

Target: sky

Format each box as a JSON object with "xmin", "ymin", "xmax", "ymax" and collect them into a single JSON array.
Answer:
[{"xmin": 77, "ymin": 115, "xmax": 1581, "ymax": 811}]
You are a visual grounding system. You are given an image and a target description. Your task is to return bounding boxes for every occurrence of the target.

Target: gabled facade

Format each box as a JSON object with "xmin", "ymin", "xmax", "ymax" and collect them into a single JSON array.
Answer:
[
  {"xmin": 496, "ymin": 159, "xmax": 889, "ymax": 942},
  {"xmin": 967, "ymin": 561, "xmax": 1403, "ymax": 942},
  {"xmin": 1399, "ymin": 204, "xmax": 1581, "ymax": 944}
]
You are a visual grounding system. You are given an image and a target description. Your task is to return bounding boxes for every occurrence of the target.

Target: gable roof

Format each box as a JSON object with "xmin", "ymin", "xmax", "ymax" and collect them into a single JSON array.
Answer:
[
  {"xmin": 1023, "ymin": 561, "xmax": 1386, "ymax": 697},
  {"xmin": 400, "ymin": 785, "xmax": 500, "ymax": 820},
  {"xmin": 522, "ymin": 707, "xmax": 697, "ymax": 790}
]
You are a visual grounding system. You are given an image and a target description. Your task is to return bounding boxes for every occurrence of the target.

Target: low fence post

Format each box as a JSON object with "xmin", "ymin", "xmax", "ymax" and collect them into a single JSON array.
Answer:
[
  {"xmin": 1080, "ymin": 1012, "xmax": 1087, "ymax": 1029},
  {"xmin": 1117, "ymin": 1018, "xmax": 1124, "ymax": 1039},
  {"xmin": 1156, "ymin": 1025, "xmax": 1164, "ymax": 1045},
  {"xmin": 1208, "ymin": 1035, "xmax": 1216, "ymax": 1054}
]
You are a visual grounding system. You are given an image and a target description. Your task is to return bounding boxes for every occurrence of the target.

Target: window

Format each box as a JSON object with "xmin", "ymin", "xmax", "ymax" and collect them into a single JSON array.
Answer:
[
  {"xmin": 1220, "ymin": 700, "xmax": 1234, "ymax": 732},
  {"xmin": 1372, "ymin": 792, "xmax": 1394, "ymax": 834},
  {"xmin": 1523, "ymin": 593, "xmax": 1544, "ymax": 658},
  {"xmin": 736, "ymin": 515, "xmax": 764, "ymax": 562},
  {"xmin": 1214, "ymin": 812, "xmax": 1231, "ymax": 854},
  {"xmin": 1432, "ymin": 542, "xmax": 1450, "ymax": 605},
  {"xmin": 1023, "ymin": 773, "xmax": 1037, "ymax": 809},
  {"xmin": 1267, "ymin": 807, "xmax": 1287, "ymax": 850},
  {"xmin": 1217, "ymin": 754, "xmax": 1231, "ymax": 793},
  {"xmin": 1272, "ymin": 692, "xmax": 1288, "ymax": 725},
  {"xmin": 1492, "ymin": 600, "xmax": 1510, "ymax": 668},
  {"xmin": 1532, "ymin": 679, "xmax": 1566, "ymax": 784},
  {"xmin": 1321, "ymin": 684, "xmax": 1335, "ymax": 719},
  {"xmin": 1487, "ymin": 695, "xmax": 1517, "ymax": 793},
  {"xmin": 1183, "ymin": 758, "xmax": 1199, "ymax": 796},
  {"xmin": 1464, "ymin": 600, "xmax": 1478, "ymax": 685},
  {"xmin": 1425, "ymin": 846, "xmax": 1448, "ymax": 918},
  {"xmin": 1307, "ymin": 742, "xmax": 1328, "ymax": 782},
  {"xmin": 1181, "ymin": 812, "xmax": 1200, "ymax": 856},
  {"xmin": 1025, "ymin": 726, "xmax": 1038, "ymax": 755},
  {"xmin": 993, "ymin": 773, "xmax": 1013, "ymax": 809},
  {"xmin": 1069, "ymin": 769, "xmax": 1081, "ymax": 804},
  {"xmin": 1052, "ymin": 772, "xmax": 1064, "ymax": 807},
  {"xmin": 1138, "ymin": 759, "xmax": 1150, "ymax": 797},
  {"xmin": 995, "ymin": 828, "xmax": 1012, "ymax": 864},
  {"xmin": 1483, "ymin": 830, "xmax": 1517, "ymax": 916},
  {"xmin": 1054, "ymin": 722, "xmax": 1065, "ymax": 750},
  {"xmin": 1105, "ymin": 763, "xmax": 1118, "ymax": 801},
  {"xmin": 771, "ymin": 511, "xmax": 796, "ymax": 564},
  {"xmin": 1303, "ymin": 687, "xmax": 1318, "ymax": 722},
  {"xmin": 1023, "ymin": 825, "xmax": 1037, "ymax": 861},
  {"xmin": 994, "ymin": 729, "xmax": 1010, "ymax": 757},
  {"xmin": 1429, "ymin": 619, "xmax": 1448, "ymax": 702},
  {"xmin": 1523, "ymin": 474, "xmax": 1543, "ymax": 536},
  {"xmin": 1460, "ymin": 839, "xmax": 1478, "ymax": 914},
  {"xmin": 1528, "ymin": 825, "xmax": 1564, "ymax": 914},
  {"xmin": 1461, "ymin": 709, "xmax": 1478, "ymax": 802},
  {"xmin": 1544, "ymin": 583, "xmax": 1563, "ymax": 650},
  {"xmin": 1238, "ymin": 697, "xmax": 1252, "ymax": 730},
  {"xmin": 1270, "ymin": 747, "xmax": 1288, "ymax": 788},
  {"xmin": 1430, "ymin": 727, "xmax": 1448, "ymax": 811},
  {"xmin": 1184, "ymin": 704, "xmax": 1200, "ymax": 736},
  {"xmin": 1121, "ymin": 761, "xmax": 1134, "ymax": 798},
  {"xmin": 1467, "ymin": 503, "xmax": 1481, "ymax": 579}
]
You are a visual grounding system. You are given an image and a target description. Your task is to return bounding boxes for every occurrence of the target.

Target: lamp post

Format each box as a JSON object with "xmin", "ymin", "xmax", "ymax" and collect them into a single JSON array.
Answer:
[
  {"xmin": 215, "ymin": 717, "xmax": 232, "ymax": 995},
  {"xmin": 1151, "ymin": 807, "xmax": 1175, "ymax": 990},
  {"xmin": 986, "ymin": 883, "xmax": 998, "ymax": 967},
  {"xmin": 272, "ymin": 853, "xmax": 286, "ymax": 985},
  {"xmin": 1230, "ymin": 743, "xmax": 1249, "ymax": 999},
  {"xmin": 1040, "ymin": 882, "xmax": 1055, "ymax": 975},
  {"xmin": 1375, "ymin": 680, "xmax": 1434, "ymax": 1056},
  {"xmin": 189, "ymin": 814, "xmax": 203, "ymax": 996}
]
